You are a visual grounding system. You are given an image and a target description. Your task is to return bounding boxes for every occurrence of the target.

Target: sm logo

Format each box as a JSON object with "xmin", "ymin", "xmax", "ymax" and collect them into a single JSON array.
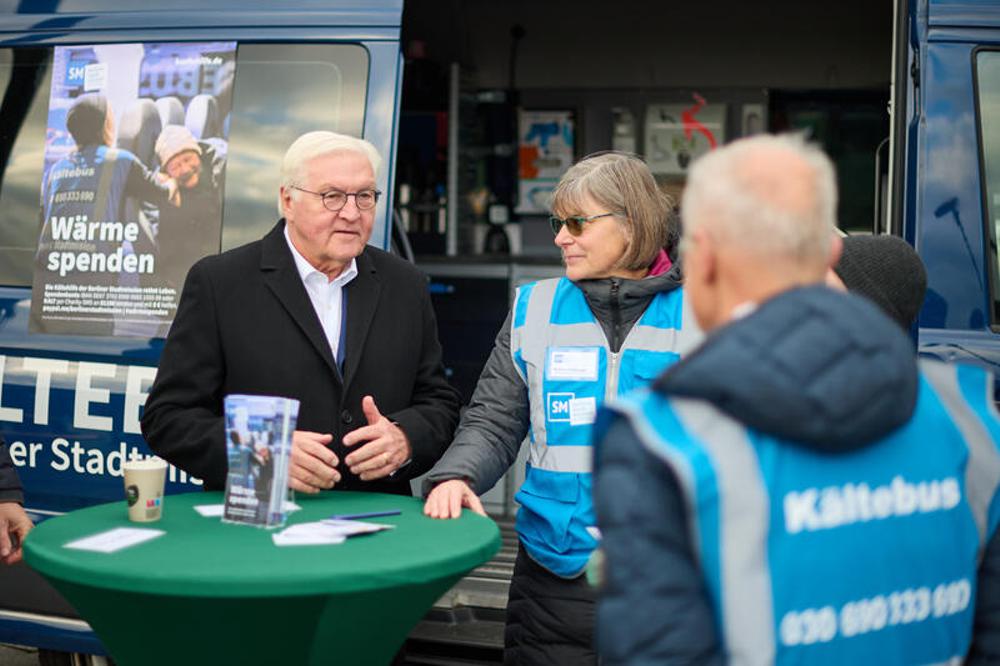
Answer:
[
  {"xmin": 547, "ymin": 392, "xmax": 575, "ymax": 423},
  {"xmin": 66, "ymin": 61, "xmax": 90, "ymax": 85}
]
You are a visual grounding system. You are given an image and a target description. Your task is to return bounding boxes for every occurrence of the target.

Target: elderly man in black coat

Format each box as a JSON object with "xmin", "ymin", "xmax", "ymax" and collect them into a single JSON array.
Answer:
[{"xmin": 142, "ymin": 131, "xmax": 461, "ymax": 495}]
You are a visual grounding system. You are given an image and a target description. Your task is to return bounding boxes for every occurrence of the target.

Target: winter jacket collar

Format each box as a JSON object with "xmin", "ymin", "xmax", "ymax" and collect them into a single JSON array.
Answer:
[
  {"xmin": 575, "ymin": 266, "xmax": 683, "ymax": 353},
  {"xmin": 655, "ymin": 285, "xmax": 918, "ymax": 452}
]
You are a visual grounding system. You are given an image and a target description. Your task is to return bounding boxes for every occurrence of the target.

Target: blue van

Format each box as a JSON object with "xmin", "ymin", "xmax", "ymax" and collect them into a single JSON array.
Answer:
[
  {"xmin": 0, "ymin": 0, "xmax": 404, "ymax": 657},
  {"xmin": 4, "ymin": 0, "xmax": 1000, "ymax": 660}
]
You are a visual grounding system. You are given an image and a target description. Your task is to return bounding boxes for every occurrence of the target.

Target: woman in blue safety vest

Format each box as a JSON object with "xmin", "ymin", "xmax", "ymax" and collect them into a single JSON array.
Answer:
[{"xmin": 422, "ymin": 151, "xmax": 701, "ymax": 665}]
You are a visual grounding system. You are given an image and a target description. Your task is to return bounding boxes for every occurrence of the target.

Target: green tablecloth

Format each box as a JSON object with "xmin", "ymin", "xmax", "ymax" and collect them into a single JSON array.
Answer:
[{"xmin": 24, "ymin": 490, "xmax": 501, "ymax": 666}]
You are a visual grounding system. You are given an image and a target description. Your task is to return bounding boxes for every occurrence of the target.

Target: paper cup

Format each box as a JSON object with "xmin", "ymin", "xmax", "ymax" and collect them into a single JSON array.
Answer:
[{"xmin": 123, "ymin": 459, "xmax": 167, "ymax": 522}]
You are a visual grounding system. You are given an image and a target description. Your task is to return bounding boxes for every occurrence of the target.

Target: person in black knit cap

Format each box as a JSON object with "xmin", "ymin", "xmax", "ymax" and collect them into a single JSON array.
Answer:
[{"xmin": 827, "ymin": 234, "xmax": 928, "ymax": 329}]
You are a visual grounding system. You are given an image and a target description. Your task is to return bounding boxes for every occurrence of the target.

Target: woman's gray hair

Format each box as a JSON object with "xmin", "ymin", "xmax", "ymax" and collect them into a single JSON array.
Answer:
[
  {"xmin": 277, "ymin": 131, "xmax": 382, "ymax": 214},
  {"xmin": 681, "ymin": 133, "xmax": 837, "ymax": 265},
  {"xmin": 551, "ymin": 151, "xmax": 674, "ymax": 271}
]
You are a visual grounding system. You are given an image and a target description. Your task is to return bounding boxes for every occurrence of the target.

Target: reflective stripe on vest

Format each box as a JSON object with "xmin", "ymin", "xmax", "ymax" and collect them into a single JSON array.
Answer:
[
  {"xmin": 921, "ymin": 359, "xmax": 1000, "ymax": 554},
  {"xmin": 672, "ymin": 398, "xmax": 776, "ymax": 665},
  {"xmin": 511, "ymin": 277, "xmax": 699, "ymax": 473},
  {"xmin": 616, "ymin": 394, "xmax": 776, "ymax": 665},
  {"xmin": 611, "ymin": 359, "xmax": 1000, "ymax": 665},
  {"xmin": 512, "ymin": 278, "xmax": 605, "ymax": 464}
]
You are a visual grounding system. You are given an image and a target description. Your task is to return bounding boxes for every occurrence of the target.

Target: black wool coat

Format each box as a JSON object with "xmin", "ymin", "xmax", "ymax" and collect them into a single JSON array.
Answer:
[{"xmin": 141, "ymin": 220, "xmax": 461, "ymax": 493}]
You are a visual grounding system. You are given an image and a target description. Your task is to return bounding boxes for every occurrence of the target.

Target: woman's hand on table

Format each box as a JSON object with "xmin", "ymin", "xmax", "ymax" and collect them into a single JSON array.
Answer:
[
  {"xmin": 424, "ymin": 479, "xmax": 486, "ymax": 519},
  {"xmin": 0, "ymin": 502, "xmax": 32, "ymax": 565},
  {"xmin": 289, "ymin": 430, "xmax": 341, "ymax": 494}
]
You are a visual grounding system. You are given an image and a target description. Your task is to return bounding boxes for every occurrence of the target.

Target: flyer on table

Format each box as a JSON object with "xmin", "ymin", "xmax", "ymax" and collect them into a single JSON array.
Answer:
[
  {"xmin": 223, "ymin": 394, "xmax": 298, "ymax": 529},
  {"xmin": 30, "ymin": 41, "xmax": 236, "ymax": 337}
]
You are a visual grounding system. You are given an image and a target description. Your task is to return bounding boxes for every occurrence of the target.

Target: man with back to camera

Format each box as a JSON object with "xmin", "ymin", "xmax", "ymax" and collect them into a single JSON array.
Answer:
[
  {"xmin": 592, "ymin": 134, "xmax": 1000, "ymax": 664},
  {"xmin": 152, "ymin": 124, "xmax": 227, "ymax": 293},
  {"xmin": 142, "ymin": 131, "xmax": 461, "ymax": 496},
  {"xmin": 0, "ymin": 438, "xmax": 32, "ymax": 565}
]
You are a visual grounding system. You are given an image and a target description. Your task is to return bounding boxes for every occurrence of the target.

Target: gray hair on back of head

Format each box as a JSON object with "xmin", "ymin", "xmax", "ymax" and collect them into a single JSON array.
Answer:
[
  {"xmin": 551, "ymin": 151, "xmax": 673, "ymax": 271},
  {"xmin": 681, "ymin": 133, "xmax": 837, "ymax": 265},
  {"xmin": 277, "ymin": 131, "xmax": 383, "ymax": 215}
]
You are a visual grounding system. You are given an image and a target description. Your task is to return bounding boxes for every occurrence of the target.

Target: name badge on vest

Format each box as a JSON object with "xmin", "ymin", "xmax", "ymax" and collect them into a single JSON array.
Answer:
[
  {"xmin": 547, "ymin": 347, "xmax": 599, "ymax": 382},
  {"xmin": 569, "ymin": 397, "xmax": 597, "ymax": 426}
]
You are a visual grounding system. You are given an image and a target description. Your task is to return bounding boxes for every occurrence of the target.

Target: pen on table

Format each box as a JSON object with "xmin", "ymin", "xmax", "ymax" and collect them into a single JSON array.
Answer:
[{"xmin": 325, "ymin": 510, "xmax": 402, "ymax": 521}]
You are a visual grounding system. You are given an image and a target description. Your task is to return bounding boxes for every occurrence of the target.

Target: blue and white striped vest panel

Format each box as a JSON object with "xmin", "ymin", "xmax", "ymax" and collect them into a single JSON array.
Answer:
[
  {"xmin": 510, "ymin": 277, "xmax": 700, "ymax": 578},
  {"xmin": 612, "ymin": 359, "xmax": 1000, "ymax": 665}
]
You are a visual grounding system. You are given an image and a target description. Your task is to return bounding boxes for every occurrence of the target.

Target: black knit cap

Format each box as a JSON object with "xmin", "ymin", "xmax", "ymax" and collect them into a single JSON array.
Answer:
[
  {"xmin": 833, "ymin": 234, "xmax": 927, "ymax": 329},
  {"xmin": 65, "ymin": 93, "xmax": 108, "ymax": 147}
]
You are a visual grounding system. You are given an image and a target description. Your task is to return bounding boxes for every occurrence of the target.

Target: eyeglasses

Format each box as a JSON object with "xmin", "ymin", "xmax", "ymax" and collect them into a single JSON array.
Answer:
[
  {"xmin": 292, "ymin": 186, "xmax": 381, "ymax": 211},
  {"xmin": 549, "ymin": 212, "xmax": 620, "ymax": 236}
]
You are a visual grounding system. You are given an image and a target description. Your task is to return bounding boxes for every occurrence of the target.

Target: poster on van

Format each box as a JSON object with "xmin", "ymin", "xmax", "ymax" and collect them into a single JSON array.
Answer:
[{"xmin": 29, "ymin": 41, "xmax": 237, "ymax": 338}]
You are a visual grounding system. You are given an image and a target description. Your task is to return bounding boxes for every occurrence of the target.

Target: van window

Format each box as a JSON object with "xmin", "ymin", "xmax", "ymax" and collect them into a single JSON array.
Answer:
[
  {"xmin": 0, "ymin": 49, "xmax": 51, "ymax": 286},
  {"xmin": 977, "ymin": 52, "xmax": 1000, "ymax": 322},
  {"xmin": 220, "ymin": 44, "xmax": 367, "ymax": 251},
  {"xmin": 0, "ymin": 43, "xmax": 368, "ymax": 288}
]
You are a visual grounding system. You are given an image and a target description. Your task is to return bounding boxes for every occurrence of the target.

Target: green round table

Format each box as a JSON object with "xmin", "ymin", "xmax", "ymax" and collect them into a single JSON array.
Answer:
[{"xmin": 24, "ymin": 491, "xmax": 500, "ymax": 666}]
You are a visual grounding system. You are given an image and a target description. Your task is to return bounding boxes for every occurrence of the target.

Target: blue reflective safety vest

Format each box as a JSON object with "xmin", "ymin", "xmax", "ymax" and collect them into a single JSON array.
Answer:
[
  {"xmin": 509, "ymin": 277, "xmax": 701, "ymax": 577},
  {"xmin": 607, "ymin": 359, "xmax": 1000, "ymax": 665}
]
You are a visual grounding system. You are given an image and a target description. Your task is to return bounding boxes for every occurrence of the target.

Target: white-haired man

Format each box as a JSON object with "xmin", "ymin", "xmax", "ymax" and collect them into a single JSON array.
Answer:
[
  {"xmin": 143, "ymin": 131, "xmax": 461, "ymax": 496},
  {"xmin": 592, "ymin": 134, "xmax": 1000, "ymax": 664}
]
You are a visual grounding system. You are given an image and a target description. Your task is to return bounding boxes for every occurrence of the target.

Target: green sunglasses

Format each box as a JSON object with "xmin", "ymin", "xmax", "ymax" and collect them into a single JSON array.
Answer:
[{"xmin": 548, "ymin": 212, "xmax": 620, "ymax": 236}]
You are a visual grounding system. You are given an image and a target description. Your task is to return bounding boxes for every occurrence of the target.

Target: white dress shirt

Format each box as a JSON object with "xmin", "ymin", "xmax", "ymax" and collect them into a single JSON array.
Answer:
[{"xmin": 284, "ymin": 225, "xmax": 358, "ymax": 364}]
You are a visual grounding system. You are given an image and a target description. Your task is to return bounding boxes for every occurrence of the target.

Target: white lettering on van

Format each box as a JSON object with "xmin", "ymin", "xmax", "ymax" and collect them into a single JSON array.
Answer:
[
  {"xmin": 0, "ymin": 354, "xmax": 158, "ymax": 433},
  {"xmin": 124, "ymin": 365, "xmax": 156, "ymax": 435},
  {"xmin": 22, "ymin": 357, "xmax": 69, "ymax": 426},
  {"xmin": 50, "ymin": 437, "xmax": 70, "ymax": 471},
  {"xmin": 73, "ymin": 362, "xmax": 116, "ymax": 432},
  {"xmin": 0, "ymin": 356, "xmax": 24, "ymax": 423}
]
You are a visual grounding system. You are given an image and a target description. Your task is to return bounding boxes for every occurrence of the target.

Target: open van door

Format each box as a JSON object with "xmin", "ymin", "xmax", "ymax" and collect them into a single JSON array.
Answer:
[{"xmin": 883, "ymin": 0, "xmax": 916, "ymax": 238}]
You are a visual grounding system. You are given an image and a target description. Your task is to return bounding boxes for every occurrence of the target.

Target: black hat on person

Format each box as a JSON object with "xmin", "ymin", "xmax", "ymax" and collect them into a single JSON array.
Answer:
[
  {"xmin": 65, "ymin": 93, "xmax": 109, "ymax": 147},
  {"xmin": 833, "ymin": 234, "xmax": 928, "ymax": 329}
]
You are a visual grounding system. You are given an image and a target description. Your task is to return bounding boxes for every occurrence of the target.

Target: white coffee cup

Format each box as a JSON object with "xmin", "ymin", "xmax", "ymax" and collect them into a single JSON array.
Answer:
[{"xmin": 123, "ymin": 459, "xmax": 168, "ymax": 522}]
